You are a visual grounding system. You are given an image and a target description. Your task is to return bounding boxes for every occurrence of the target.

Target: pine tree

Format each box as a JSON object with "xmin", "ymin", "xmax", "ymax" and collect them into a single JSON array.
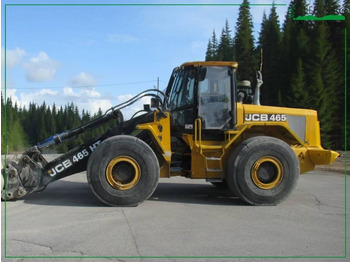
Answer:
[
  {"xmin": 235, "ymin": 0, "xmax": 256, "ymax": 81},
  {"xmin": 258, "ymin": 5, "xmax": 282, "ymax": 106},
  {"xmin": 258, "ymin": 12, "xmax": 268, "ymax": 47},
  {"xmin": 38, "ymin": 101, "xmax": 49, "ymax": 141},
  {"xmin": 218, "ymin": 19, "xmax": 235, "ymax": 61},
  {"xmin": 280, "ymin": 0, "xmax": 311, "ymax": 105},
  {"xmin": 307, "ymin": 0, "xmax": 343, "ymax": 148},
  {"xmin": 313, "ymin": 0, "xmax": 325, "ymax": 16},
  {"xmin": 324, "ymin": 0, "xmax": 350, "ymax": 149},
  {"xmin": 1, "ymin": 95, "xmax": 6, "ymax": 153},
  {"xmin": 1, "ymin": 96, "xmax": 29, "ymax": 152},
  {"xmin": 7, "ymin": 119, "xmax": 28, "ymax": 152},
  {"xmin": 343, "ymin": 0, "xmax": 350, "ymax": 150},
  {"xmin": 287, "ymin": 58, "xmax": 309, "ymax": 108},
  {"xmin": 324, "ymin": 0, "xmax": 340, "ymax": 15},
  {"xmin": 205, "ymin": 39, "xmax": 214, "ymax": 61},
  {"xmin": 205, "ymin": 30, "xmax": 219, "ymax": 61}
]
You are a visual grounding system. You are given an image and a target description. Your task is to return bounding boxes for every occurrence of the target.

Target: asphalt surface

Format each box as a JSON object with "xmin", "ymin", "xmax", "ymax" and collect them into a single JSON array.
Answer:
[{"xmin": 1, "ymin": 155, "xmax": 348, "ymax": 262}]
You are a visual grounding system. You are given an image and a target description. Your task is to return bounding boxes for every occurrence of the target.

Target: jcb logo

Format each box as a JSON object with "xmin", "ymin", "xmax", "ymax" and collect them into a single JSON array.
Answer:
[
  {"xmin": 245, "ymin": 114, "xmax": 286, "ymax": 122},
  {"xmin": 49, "ymin": 160, "xmax": 72, "ymax": 177}
]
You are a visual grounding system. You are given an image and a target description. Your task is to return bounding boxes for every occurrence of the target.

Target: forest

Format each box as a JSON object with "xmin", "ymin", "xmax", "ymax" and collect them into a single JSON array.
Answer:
[
  {"xmin": 1, "ymin": 96, "xmax": 115, "ymax": 153},
  {"xmin": 205, "ymin": 0, "xmax": 349, "ymax": 149},
  {"xmin": 1, "ymin": 0, "xmax": 349, "ymax": 153}
]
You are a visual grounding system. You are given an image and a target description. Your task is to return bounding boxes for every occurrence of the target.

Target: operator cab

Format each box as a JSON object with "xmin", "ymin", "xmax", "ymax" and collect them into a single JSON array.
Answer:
[{"xmin": 165, "ymin": 61, "xmax": 238, "ymax": 138}]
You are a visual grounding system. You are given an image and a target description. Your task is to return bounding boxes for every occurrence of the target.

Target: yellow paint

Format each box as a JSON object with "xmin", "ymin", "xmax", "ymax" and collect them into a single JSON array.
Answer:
[
  {"xmin": 105, "ymin": 156, "xmax": 140, "ymax": 190},
  {"xmin": 137, "ymin": 111, "xmax": 172, "ymax": 163},
  {"xmin": 307, "ymin": 147, "xmax": 340, "ymax": 165},
  {"xmin": 134, "ymin": 84, "xmax": 338, "ymax": 180},
  {"xmin": 251, "ymin": 156, "xmax": 283, "ymax": 189},
  {"xmin": 240, "ymin": 104, "xmax": 339, "ymax": 173},
  {"xmin": 159, "ymin": 162, "xmax": 172, "ymax": 178},
  {"xmin": 180, "ymin": 61, "xmax": 238, "ymax": 68},
  {"xmin": 136, "ymin": 111, "xmax": 172, "ymax": 178},
  {"xmin": 180, "ymin": 102, "xmax": 339, "ymax": 179},
  {"xmin": 241, "ymin": 104, "xmax": 320, "ymax": 146},
  {"xmin": 291, "ymin": 146, "xmax": 315, "ymax": 174}
]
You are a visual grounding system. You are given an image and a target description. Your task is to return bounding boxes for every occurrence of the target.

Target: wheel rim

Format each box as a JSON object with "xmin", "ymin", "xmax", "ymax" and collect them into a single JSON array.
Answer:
[
  {"xmin": 251, "ymin": 156, "xmax": 283, "ymax": 190},
  {"xmin": 106, "ymin": 156, "xmax": 141, "ymax": 190}
]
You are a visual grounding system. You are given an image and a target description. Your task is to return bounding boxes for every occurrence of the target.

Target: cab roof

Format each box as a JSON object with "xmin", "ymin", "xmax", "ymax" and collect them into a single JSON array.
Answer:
[{"xmin": 180, "ymin": 61, "xmax": 238, "ymax": 68}]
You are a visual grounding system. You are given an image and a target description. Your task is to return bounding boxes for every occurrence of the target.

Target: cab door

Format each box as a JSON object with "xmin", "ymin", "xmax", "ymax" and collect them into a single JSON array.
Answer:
[
  {"xmin": 166, "ymin": 67, "xmax": 196, "ymax": 137},
  {"xmin": 197, "ymin": 66, "xmax": 234, "ymax": 131}
]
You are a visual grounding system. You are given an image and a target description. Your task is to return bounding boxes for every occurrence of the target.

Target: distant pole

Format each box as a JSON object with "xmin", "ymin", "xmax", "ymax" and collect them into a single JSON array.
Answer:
[{"xmin": 157, "ymin": 77, "xmax": 159, "ymax": 90}]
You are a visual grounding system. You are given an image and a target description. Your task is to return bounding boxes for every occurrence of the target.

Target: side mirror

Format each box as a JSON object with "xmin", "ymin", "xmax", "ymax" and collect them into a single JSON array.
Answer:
[
  {"xmin": 143, "ymin": 104, "xmax": 151, "ymax": 112},
  {"xmin": 150, "ymin": 98, "xmax": 160, "ymax": 108},
  {"xmin": 151, "ymin": 97, "xmax": 167, "ymax": 118}
]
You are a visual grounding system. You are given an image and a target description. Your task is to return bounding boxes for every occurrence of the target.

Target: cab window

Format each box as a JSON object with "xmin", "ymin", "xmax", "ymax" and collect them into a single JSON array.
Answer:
[
  {"xmin": 198, "ymin": 66, "xmax": 232, "ymax": 129},
  {"xmin": 168, "ymin": 68, "xmax": 195, "ymax": 110}
]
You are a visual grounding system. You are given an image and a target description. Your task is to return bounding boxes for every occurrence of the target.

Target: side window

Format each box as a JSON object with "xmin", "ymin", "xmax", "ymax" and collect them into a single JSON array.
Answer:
[
  {"xmin": 168, "ymin": 69, "xmax": 195, "ymax": 110},
  {"xmin": 168, "ymin": 70, "xmax": 184, "ymax": 110},
  {"xmin": 176, "ymin": 72, "xmax": 194, "ymax": 108},
  {"xmin": 198, "ymin": 67, "xmax": 232, "ymax": 129}
]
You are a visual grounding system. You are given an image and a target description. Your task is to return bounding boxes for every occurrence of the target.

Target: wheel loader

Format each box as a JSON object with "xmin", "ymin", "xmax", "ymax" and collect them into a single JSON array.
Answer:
[{"xmin": 1, "ymin": 61, "xmax": 339, "ymax": 206}]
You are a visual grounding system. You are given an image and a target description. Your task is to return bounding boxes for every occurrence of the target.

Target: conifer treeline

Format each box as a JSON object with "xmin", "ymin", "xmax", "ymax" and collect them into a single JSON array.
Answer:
[
  {"xmin": 205, "ymin": 0, "xmax": 349, "ymax": 149},
  {"xmin": 1, "ymin": 0, "xmax": 348, "ymax": 153},
  {"xmin": 1, "ymin": 95, "xmax": 113, "ymax": 153}
]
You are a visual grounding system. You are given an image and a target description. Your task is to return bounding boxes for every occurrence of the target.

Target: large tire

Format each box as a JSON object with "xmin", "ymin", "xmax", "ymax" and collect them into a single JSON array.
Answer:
[
  {"xmin": 226, "ymin": 136, "xmax": 299, "ymax": 206},
  {"xmin": 87, "ymin": 135, "xmax": 159, "ymax": 207}
]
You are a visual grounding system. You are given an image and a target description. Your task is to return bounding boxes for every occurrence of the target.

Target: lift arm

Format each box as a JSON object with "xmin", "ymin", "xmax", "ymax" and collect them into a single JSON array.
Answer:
[
  {"xmin": 2, "ymin": 109, "xmax": 124, "ymax": 200},
  {"xmin": 2, "ymin": 88, "xmax": 168, "ymax": 200}
]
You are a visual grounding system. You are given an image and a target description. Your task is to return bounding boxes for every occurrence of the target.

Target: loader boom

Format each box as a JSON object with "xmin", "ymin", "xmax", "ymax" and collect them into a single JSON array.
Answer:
[{"xmin": 2, "ymin": 89, "xmax": 166, "ymax": 200}]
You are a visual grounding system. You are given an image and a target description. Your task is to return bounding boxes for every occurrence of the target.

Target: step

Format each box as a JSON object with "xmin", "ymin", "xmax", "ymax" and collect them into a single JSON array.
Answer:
[
  {"xmin": 200, "ymin": 145, "xmax": 224, "ymax": 150},
  {"xmin": 206, "ymin": 157, "xmax": 221, "ymax": 161},
  {"xmin": 205, "ymin": 168, "xmax": 222, "ymax": 172}
]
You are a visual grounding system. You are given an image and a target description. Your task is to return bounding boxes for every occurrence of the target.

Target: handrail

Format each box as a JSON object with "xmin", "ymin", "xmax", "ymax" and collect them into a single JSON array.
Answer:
[{"xmin": 194, "ymin": 118, "xmax": 202, "ymax": 148}]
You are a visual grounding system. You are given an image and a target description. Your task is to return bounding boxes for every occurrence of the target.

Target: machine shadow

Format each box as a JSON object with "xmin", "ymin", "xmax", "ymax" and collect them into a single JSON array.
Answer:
[
  {"xmin": 21, "ymin": 180, "xmax": 245, "ymax": 207},
  {"xmin": 23, "ymin": 180, "xmax": 104, "ymax": 207},
  {"xmin": 149, "ymin": 182, "xmax": 245, "ymax": 206}
]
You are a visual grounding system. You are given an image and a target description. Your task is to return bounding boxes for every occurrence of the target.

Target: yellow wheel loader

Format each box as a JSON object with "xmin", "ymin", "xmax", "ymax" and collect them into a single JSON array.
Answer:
[{"xmin": 1, "ymin": 61, "xmax": 339, "ymax": 206}]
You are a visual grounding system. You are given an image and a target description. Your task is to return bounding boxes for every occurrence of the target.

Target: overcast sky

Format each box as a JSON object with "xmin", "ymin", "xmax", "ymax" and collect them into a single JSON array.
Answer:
[{"xmin": 1, "ymin": 0, "xmax": 289, "ymax": 119}]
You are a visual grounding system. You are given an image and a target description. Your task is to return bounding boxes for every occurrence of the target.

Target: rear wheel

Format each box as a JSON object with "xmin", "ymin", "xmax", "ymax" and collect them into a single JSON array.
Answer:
[
  {"xmin": 226, "ymin": 136, "xmax": 299, "ymax": 205},
  {"xmin": 87, "ymin": 135, "xmax": 159, "ymax": 206}
]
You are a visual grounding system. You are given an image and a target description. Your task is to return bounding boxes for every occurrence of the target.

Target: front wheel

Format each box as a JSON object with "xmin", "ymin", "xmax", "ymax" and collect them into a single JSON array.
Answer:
[
  {"xmin": 87, "ymin": 135, "xmax": 159, "ymax": 206},
  {"xmin": 226, "ymin": 136, "xmax": 299, "ymax": 206}
]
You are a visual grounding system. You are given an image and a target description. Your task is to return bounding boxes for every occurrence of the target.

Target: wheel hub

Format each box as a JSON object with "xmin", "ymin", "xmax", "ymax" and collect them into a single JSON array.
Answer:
[
  {"xmin": 251, "ymin": 156, "xmax": 283, "ymax": 190},
  {"xmin": 106, "ymin": 156, "xmax": 140, "ymax": 190}
]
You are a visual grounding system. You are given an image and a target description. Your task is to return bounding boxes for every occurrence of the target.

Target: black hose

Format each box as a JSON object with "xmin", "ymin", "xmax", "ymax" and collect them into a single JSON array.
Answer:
[{"xmin": 104, "ymin": 89, "xmax": 167, "ymax": 115}]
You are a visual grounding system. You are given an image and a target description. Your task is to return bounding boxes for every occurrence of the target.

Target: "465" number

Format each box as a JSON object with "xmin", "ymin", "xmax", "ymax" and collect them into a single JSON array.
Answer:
[{"xmin": 72, "ymin": 149, "xmax": 89, "ymax": 163}]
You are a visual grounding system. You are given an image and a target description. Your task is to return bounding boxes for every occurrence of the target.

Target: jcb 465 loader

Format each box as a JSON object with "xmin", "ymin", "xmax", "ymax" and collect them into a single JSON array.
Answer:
[{"xmin": 1, "ymin": 61, "xmax": 339, "ymax": 206}]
